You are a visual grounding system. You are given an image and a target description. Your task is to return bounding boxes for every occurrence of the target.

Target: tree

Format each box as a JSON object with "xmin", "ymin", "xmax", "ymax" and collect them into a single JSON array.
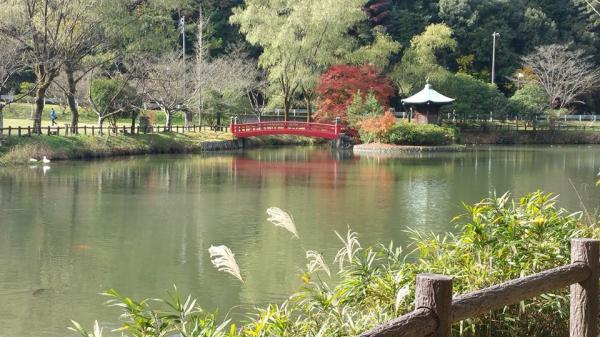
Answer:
[
  {"xmin": 347, "ymin": 90, "xmax": 386, "ymax": 128},
  {"xmin": 510, "ymin": 83, "xmax": 548, "ymax": 125},
  {"xmin": 89, "ymin": 76, "xmax": 140, "ymax": 130},
  {"xmin": 0, "ymin": 0, "xmax": 94, "ymax": 133},
  {"xmin": 138, "ymin": 53, "xmax": 192, "ymax": 129},
  {"xmin": 392, "ymin": 23, "xmax": 457, "ymax": 96},
  {"xmin": 57, "ymin": 0, "xmax": 111, "ymax": 132},
  {"xmin": 436, "ymin": 73, "xmax": 510, "ymax": 120},
  {"xmin": 230, "ymin": 0, "xmax": 398, "ymax": 120},
  {"xmin": 0, "ymin": 37, "xmax": 24, "ymax": 134},
  {"xmin": 314, "ymin": 64, "xmax": 395, "ymax": 123},
  {"xmin": 193, "ymin": 48, "xmax": 262, "ymax": 126},
  {"xmin": 523, "ymin": 44, "xmax": 600, "ymax": 110}
]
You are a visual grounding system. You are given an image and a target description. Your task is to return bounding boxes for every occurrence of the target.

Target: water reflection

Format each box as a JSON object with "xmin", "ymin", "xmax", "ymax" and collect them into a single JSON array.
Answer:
[{"xmin": 0, "ymin": 146, "xmax": 599, "ymax": 337}]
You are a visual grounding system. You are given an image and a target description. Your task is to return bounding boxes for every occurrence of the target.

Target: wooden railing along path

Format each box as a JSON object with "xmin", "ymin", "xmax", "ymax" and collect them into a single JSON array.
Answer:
[
  {"xmin": 359, "ymin": 239, "xmax": 599, "ymax": 337},
  {"xmin": 0, "ymin": 124, "xmax": 226, "ymax": 137}
]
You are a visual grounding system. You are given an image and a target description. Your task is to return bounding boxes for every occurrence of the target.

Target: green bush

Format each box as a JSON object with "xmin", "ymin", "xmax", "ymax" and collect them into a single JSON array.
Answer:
[
  {"xmin": 347, "ymin": 90, "xmax": 385, "ymax": 128},
  {"xmin": 383, "ymin": 122, "xmax": 459, "ymax": 145},
  {"xmin": 70, "ymin": 191, "xmax": 599, "ymax": 337}
]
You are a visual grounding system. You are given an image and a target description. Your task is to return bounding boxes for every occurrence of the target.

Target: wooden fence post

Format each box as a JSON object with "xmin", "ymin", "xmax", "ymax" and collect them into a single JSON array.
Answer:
[
  {"xmin": 415, "ymin": 274, "xmax": 453, "ymax": 337},
  {"xmin": 570, "ymin": 239, "xmax": 599, "ymax": 337}
]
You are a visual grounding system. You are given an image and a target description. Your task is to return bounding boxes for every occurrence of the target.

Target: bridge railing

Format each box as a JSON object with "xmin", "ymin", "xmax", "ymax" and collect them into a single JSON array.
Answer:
[
  {"xmin": 358, "ymin": 238, "xmax": 599, "ymax": 337},
  {"xmin": 230, "ymin": 119, "xmax": 341, "ymax": 139}
]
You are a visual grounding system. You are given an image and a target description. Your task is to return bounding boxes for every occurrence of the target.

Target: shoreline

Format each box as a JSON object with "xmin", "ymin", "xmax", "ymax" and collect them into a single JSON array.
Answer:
[
  {"xmin": 461, "ymin": 130, "xmax": 600, "ymax": 145},
  {"xmin": 0, "ymin": 133, "xmax": 320, "ymax": 166},
  {"xmin": 353, "ymin": 143, "xmax": 466, "ymax": 157}
]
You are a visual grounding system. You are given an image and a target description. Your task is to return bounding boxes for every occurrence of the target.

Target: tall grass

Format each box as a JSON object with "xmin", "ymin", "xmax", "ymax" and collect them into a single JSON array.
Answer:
[{"xmin": 71, "ymin": 191, "xmax": 599, "ymax": 337}]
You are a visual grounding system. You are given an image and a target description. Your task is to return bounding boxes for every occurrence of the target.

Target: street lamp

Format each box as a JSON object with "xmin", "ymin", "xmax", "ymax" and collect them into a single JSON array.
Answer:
[{"xmin": 491, "ymin": 32, "xmax": 500, "ymax": 85}]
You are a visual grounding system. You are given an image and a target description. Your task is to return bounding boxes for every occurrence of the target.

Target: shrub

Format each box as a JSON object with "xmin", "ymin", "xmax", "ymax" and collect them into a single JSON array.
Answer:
[
  {"xmin": 384, "ymin": 122, "xmax": 459, "ymax": 145},
  {"xmin": 357, "ymin": 111, "xmax": 396, "ymax": 143},
  {"xmin": 71, "ymin": 192, "xmax": 599, "ymax": 337}
]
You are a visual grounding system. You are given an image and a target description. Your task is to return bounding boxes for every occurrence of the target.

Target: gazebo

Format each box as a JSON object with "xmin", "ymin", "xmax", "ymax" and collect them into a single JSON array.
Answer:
[{"xmin": 401, "ymin": 81, "xmax": 454, "ymax": 124}]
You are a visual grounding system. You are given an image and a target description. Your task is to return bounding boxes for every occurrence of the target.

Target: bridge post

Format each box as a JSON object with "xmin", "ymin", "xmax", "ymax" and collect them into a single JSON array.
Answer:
[
  {"xmin": 335, "ymin": 117, "xmax": 341, "ymax": 136},
  {"xmin": 230, "ymin": 117, "xmax": 235, "ymax": 134}
]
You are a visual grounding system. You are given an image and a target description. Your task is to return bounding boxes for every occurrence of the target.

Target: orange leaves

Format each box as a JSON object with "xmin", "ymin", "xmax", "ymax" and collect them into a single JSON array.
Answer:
[{"xmin": 357, "ymin": 111, "xmax": 396, "ymax": 143}]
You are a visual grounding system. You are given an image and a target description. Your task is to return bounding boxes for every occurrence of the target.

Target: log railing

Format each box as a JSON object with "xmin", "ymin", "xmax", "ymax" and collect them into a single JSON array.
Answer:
[
  {"xmin": 358, "ymin": 239, "xmax": 599, "ymax": 337},
  {"xmin": 0, "ymin": 124, "xmax": 227, "ymax": 137}
]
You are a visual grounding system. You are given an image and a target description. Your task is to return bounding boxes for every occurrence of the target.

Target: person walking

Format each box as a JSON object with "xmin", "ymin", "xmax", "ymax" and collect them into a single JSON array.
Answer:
[{"xmin": 50, "ymin": 108, "xmax": 57, "ymax": 126}]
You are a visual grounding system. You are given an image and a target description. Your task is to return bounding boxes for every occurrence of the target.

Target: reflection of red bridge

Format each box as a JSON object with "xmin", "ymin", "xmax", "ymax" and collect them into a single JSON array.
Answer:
[
  {"xmin": 232, "ymin": 157, "xmax": 340, "ymax": 176},
  {"xmin": 230, "ymin": 121, "xmax": 341, "ymax": 139}
]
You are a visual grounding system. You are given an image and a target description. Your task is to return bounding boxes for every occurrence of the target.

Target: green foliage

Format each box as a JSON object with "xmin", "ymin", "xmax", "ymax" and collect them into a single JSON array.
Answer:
[
  {"xmin": 90, "ymin": 78, "xmax": 140, "ymax": 124},
  {"xmin": 392, "ymin": 23, "xmax": 457, "ymax": 96},
  {"xmin": 437, "ymin": 73, "xmax": 510, "ymax": 120},
  {"xmin": 383, "ymin": 122, "xmax": 458, "ymax": 146},
  {"xmin": 19, "ymin": 82, "xmax": 35, "ymax": 96},
  {"xmin": 347, "ymin": 90, "xmax": 385, "ymax": 128},
  {"xmin": 510, "ymin": 83, "xmax": 548, "ymax": 121},
  {"xmin": 346, "ymin": 27, "xmax": 401, "ymax": 69},
  {"xmin": 72, "ymin": 191, "xmax": 599, "ymax": 337}
]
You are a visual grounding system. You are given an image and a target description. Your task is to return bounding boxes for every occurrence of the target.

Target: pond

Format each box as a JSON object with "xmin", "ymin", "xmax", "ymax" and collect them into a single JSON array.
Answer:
[{"xmin": 1, "ymin": 145, "xmax": 599, "ymax": 337}]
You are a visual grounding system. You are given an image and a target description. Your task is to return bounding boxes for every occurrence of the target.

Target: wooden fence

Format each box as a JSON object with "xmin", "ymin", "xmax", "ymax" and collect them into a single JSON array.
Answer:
[
  {"xmin": 0, "ymin": 124, "xmax": 227, "ymax": 137},
  {"xmin": 358, "ymin": 238, "xmax": 599, "ymax": 337}
]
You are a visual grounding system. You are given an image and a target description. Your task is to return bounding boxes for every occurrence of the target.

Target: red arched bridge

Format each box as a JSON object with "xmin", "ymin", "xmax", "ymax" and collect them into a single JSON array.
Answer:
[{"xmin": 230, "ymin": 120, "xmax": 341, "ymax": 139}]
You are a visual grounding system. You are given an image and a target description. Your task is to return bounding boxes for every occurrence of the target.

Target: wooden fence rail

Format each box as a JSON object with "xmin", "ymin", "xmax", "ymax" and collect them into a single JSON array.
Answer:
[
  {"xmin": 358, "ymin": 238, "xmax": 599, "ymax": 337},
  {"xmin": 0, "ymin": 124, "xmax": 227, "ymax": 137}
]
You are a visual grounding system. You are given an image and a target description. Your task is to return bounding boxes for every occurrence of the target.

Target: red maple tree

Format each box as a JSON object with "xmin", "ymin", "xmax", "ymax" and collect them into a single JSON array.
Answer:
[{"xmin": 314, "ymin": 65, "xmax": 395, "ymax": 124}]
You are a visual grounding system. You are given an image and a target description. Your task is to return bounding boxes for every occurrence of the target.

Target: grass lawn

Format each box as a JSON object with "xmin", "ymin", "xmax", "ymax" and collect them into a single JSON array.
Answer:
[
  {"xmin": 0, "ymin": 131, "xmax": 236, "ymax": 166},
  {"xmin": 1, "ymin": 102, "xmax": 191, "ymax": 127}
]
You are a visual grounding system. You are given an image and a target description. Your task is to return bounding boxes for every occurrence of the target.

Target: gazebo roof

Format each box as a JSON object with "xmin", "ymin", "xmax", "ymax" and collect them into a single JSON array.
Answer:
[{"xmin": 401, "ymin": 83, "xmax": 455, "ymax": 105}]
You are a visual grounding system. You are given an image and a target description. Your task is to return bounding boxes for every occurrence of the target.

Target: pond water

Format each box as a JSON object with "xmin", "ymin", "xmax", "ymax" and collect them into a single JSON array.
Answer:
[{"xmin": 1, "ymin": 146, "xmax": 599, "ymax": 337}]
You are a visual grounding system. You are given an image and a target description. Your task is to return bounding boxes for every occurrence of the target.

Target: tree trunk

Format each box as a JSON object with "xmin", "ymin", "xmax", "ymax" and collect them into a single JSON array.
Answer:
[
  {"xmin": 305, "ymin": 97, "xmax": 312, "ymax": 122},
  {"xmin": 0, "ymin": 106, "xmax": 3, "ymax": 135},
  {"xmin": 284, "ymin": 98, "xmax": 290, "ymax": 121},
  {"xmin": 184, "ymin": 111, "xmax": 193, "ymax": 127},
  {"xmin": 131, "ymin": 114, "xmax": 137, "ymax": 133},
  {"xmin": 65, "ymin": 66, "xmax": 79, "ymax": 133},
  {"xmin": 164, "ymin": 108, "xmax": 172, "ymax": 130},
  {"xmin": 33, "ymin": 85, "xmax": 50, "ymax": 134}
]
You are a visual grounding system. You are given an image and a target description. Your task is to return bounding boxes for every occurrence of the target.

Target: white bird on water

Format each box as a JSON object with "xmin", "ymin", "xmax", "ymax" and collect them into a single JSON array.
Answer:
[
  {"xmin": 29, "ymin": 158, "xmax": 38, "ymax": 163},
  {"xmin": 42, "ymin": 156, "xmax": 51, "ymax": 164}
]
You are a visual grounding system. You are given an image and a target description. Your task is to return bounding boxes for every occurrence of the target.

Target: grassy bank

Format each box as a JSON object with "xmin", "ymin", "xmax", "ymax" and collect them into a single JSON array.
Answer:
[
  {"xmin": 0, "ymin": 132, "xmax": 232, "ymax": 165},
  {"xmin": 0, "ymin": 132, "xmax": 324, "ymax": 166},
  {"xmin": 461, "ymin": 130, "xmax": 600, "ymax": 144}
]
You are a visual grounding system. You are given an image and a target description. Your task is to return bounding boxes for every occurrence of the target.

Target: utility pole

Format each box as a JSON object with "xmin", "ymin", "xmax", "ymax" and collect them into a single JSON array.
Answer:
[
  {"xmin": 491, "ymin": 32, "xmax": 500, "ymax": 85},
  {"xmin": 180, "ymin": 17, "xmax": 186, "ymax": 60},
  {"xmin": 196, "ymin": 6, "xmax": 204, "ymax": 126}
]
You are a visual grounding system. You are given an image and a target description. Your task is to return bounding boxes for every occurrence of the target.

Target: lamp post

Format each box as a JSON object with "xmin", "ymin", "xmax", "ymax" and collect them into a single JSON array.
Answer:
[{"xmin": 491, "ymin": 32, "xmax": 500, "ymax": 85}]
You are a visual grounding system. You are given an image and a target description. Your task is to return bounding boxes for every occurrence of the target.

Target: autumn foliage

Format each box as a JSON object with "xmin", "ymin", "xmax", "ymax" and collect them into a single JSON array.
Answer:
[
  {"xmin": 358, "ymin": 111, "xmax": 397, "ymax": 143},
  {"xmin": 314, "ymin": 65, "xmax": 395, "ymax": 123}
]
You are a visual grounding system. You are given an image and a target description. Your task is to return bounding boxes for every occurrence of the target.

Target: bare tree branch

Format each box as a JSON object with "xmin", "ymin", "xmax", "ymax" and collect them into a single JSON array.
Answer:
[{"xmin": 523, "ymin": 43, "xmax": 600, "ymax": 110}]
